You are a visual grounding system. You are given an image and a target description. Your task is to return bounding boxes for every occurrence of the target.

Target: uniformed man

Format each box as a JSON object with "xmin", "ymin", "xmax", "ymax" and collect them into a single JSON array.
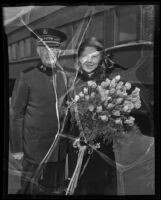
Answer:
[{"xmin": 10, "ymin": 28, "xmax": 68, "ymax": 194}]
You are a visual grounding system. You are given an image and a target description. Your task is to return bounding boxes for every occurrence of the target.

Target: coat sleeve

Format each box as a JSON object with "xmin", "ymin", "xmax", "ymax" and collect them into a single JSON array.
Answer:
[{"xmin": 10, "ymin": 72, "xmax": 29, "ymax": 153}]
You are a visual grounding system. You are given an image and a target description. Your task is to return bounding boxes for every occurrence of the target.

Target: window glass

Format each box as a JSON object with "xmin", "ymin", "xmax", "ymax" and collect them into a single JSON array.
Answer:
[
  {"xmin": 19, "ymin": 40, "xmax": 25, "ymax": 58},
  {"xmin": 25, "ymin": 38, "xmax": 31, "ymax": 57},
  {"xmin": 85, "ymin": 13, "xmax": 104, "ymax": 41},
  {"xmin": 142, "ymin": 5, "xmax": 154, "ymax": 41},
  {"xmin": 8, "ymin": 46, "xmax": 12, "ymax": 61},
  {"xmin": 116, "ymin": 6, "xmax": 139, "ymax": 44},
  {"xmin": 11, "ymin": 43, "xmax": 17, "ymax": 60}
]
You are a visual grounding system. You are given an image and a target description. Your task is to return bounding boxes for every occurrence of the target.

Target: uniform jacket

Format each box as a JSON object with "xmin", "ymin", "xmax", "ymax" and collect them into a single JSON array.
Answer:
[{"xmin": 10, "ymin": 62, "xmax": 68, "ymax": 164}]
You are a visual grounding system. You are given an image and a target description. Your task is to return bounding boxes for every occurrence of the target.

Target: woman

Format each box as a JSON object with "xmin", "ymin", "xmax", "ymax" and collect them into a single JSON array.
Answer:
[{"xmin": 66, "ymin": 37, "xmax": 117, "ymax": 195}]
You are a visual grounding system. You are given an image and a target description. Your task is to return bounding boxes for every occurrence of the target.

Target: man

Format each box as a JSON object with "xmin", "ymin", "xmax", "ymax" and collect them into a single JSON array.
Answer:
[{"xmin": 10, "ymin": 28, "xmax": 68, "ymax": 194}]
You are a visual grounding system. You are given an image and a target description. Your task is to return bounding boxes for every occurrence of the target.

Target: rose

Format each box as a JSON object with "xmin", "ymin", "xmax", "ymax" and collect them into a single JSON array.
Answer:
[
  {"xmin": 123, "ymin": 104, "xmax": 131, "ymax": 112},
  {"xmin": 74, "ymin": 95, "xmax": 80, "ymax": 102},
  {"xmin": 115, "ymin": 119, "xmax": 122, "ymax": 125},
  {"xmin": 125, "ymin": 82, "xmax": 132, "ymax": 90},
  {"xmin": 96, "ymin": 105, "xmax": 103, "ymax": 113},
  {"xmin": 88, "ymin": 81, "xmax": 97, "ymax": 89},
  {"xmin": 132, "ymin": 87, "xmax": 140, "ymax": 96},
  {"xmin": 88, "ymin": 104, "xmax": 95, "ymax": 112},
  {"xmin": 85, "ymin": 95, "xmax": 90, "ymax": 101},
  {"xmin": 112, "ymin": 110, "xmax": 121, "ymax": 116},
  {"xmin": 83, "ymin": 87, "xmax": 88, "ymax": 94},
  {"xmin": 116, "ymin": 81, "xmax": 124, "ymax": 90},
  {"xmin": 115, "ymin": 97, "xmax": 123, "ymax": 104},
  {"xmin": 107, "ymin": 103, "xmax": 114, "ymax": 109},
  {"xmin": 110, "ymin": 79, "xmax": 116, "ymax": 88},
  {"xmin": 105, "ymin": 78, "xmax": 111, "ymax": 86},
  {"xmin": 114, "ymin": 75, "xmax": 121, "ymax": 82},
  {"xmin": 131, "ymin": 97, "xmax": 140, "ymax": 103},
  {"xmin": 105, "ymin": 90, "xmax": 109, "ymax": 96},
  {"xmin": 100, "ymin": 115, "xmax": 108, "ymax": 121},
  {"xmin": 79, "ymin": 92, "xmax": 84, "ymax": 98},
  {"xmin": 109, "ymin": 88, "xmax": 115, "ymax": 94},
  {"xmin": 124, "ymin": 116, "xmax": 135, "ymax": 126},
  {"xmin": 97, "ymin": 86, "xmax": 106, "ymax": 98},
  {"xmin": 116, "ymin": 89, "xmax": 122, "ymax": 96},
  {"xmin": 134, "ymin": 101, "xmax": 141, "ymax": 109},
  {"xmin": 107, "ymin": 96, "xmax": 112, "ymax": 101},
  {"xmin": 101, "ymin": 81, "xmax": 108, "ymax": 88},
  {"xmin": 101, "ymin": 96, "xmax": 106, "ymax": 102},
  {"xmin": 91, "ymin": 92, "xmax": 96, "ymax": 98},
  {"xmin": 87, "ymin": 80, "xmax": 94, "ymax": 87}
]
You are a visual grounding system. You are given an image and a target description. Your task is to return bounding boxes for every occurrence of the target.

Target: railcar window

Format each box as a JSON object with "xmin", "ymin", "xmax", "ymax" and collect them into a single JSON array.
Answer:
[
  {"xmin": 25, "ymin": 38, "xmax": 31, "ymax": 57},
  {"xmin": 8, "ymin": 46, "xmax": 12, "ymax": 61},
  {"xmin": 11, "ymin": 43, "xmax": 17, "ymax": 60},
  {"xmin": 72, "ymin": 18, "xmax": 90, "ymax": 49},
  {"xmin": 115, "ymin": 6, "xmax": 139, "ymax": 44},
  {"xmin": 142, "ymin": 5, "xmax": 154, "ymax": 41},
  {"xmin": 85, "ymin": 13, "xmax": 104, "ymax": 41},
  {"xmin": 19, "ymin": 40, "xmax": 25, "ymax": 58}
]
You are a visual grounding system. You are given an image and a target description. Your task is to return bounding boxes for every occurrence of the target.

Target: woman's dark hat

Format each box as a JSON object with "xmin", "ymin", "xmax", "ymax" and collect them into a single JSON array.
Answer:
[{"xmin": 31, "ymin": 28, "xmax": 67, "ymax": 47}]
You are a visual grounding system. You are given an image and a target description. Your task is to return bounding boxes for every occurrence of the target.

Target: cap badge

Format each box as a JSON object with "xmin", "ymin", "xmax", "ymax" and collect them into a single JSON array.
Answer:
[{"xmin": 43, "ymin": 29, "xmax": 48, "ymax": 34}]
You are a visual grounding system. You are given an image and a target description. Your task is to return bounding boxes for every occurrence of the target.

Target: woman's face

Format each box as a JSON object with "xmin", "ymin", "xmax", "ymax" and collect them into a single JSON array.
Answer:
[
  {"xmin": 37, "ymin": 46, "xmax": 61, "ymax": 67},
  {"xmin": 79, "ymin": 46, "xmax": 102, "ymax": 73}
]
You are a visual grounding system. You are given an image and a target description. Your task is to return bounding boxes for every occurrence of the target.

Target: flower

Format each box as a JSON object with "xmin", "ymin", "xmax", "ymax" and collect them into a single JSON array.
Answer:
[
  {"xmin": 115, "ymin": 119, "xmax": 122, "ymax": 125},
  {"xmin": 132, "ymin": 87, "xmax": 140, "ymax": 96},
  {"xmin": 85, "ymin": 95, "xmax": 90, "ymax": 100},
  {"xmin": 101, "ymin": 96, "xmax": 106, "ymax": 102},
  {"xmin": 100, "ymin": 115, "xmax": 108, "ymax": 121},
  {"xmin": 124, "ymin": 116, "xmax": 135, "ymax": 126},
  {"xmin": 112, "ymin": 110, "xmax": 120, "ymax": 116},
  {"xmin": 107, "ymin": 103, "xmax": 114, "ymax": 109},
  {"xmin": 96, "ymin": 105, "xmax": 103, "ymax": 113},
  {"xmin": 114, "ymin": 75, "xmax": 121, "ymax": 81},
  {"xmin": 123, "ymin": 104, "xmax": 130, "ymax": 112},
  {"xmin": 69, "ymin": 74, "xmax": 142, "ymax": 148},
  {"xmin": 105, "ymin": 90, "xmax": 109, "ymax": 96},
  {"xmin": 116, "ymin": 89, "xmax": 122, "ymax": 96},
  {"xmin": 88, "ymin": 104, "xmax": 95, "ymax": 112},
  {"xmin": 88, "ymin": 81, "xmax": 97, "ymax": 88},
  {"xmin": 83, "ymin": 87, "xmax": 88, "ymax": 94},
  {"xmin": 116, "ymin": 81, "xmax": 124, "ymax": 89},
  {"xmin": 125, "ymin": 82, "xmax": 132, "ymax": 90},
  {"xmin": 101, "ymin": 81, "xmax": 106, "ymax": 88},
  {"xmin": 110, "ymin": 79, "xmax": 116, "ymax": 88},
  {"xmin": 105, "ymin": 78, "xmax": 111, "ymax": 86},
  {"xmin": 74, "ymin": 95, "xmax": 80, "ymax": 102},
  {"xmin": 79, "ymin": 92, "xmax": 84, "ymax": 98},
  {"xmin": 134, "ymin": 101, "xmax": 141, "ymax": 109},
  {"xmin": 109, "ymin": 88, "xmax": 115, "ymax": 94},
  {"xmin": 91, "ymin": 92, "xmax": 96, "ymax": 98},
  {"xmin": 116, "ymin": 98, "xmax": 123, "ymax": 104}
]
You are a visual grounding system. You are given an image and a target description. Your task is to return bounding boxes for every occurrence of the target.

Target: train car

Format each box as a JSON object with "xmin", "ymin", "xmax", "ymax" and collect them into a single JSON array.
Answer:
[{"xmin": 5, "ymin": 5, "xmax": 154, "ymax": 136}]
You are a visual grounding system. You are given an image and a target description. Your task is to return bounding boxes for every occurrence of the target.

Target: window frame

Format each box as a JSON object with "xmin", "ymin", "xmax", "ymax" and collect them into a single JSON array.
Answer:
[{"xmin": 114, "ymin": 5, "xmax": 141, "ymax": 45}]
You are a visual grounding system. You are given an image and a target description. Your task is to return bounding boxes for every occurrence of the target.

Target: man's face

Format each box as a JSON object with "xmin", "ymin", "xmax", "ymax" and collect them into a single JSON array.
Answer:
[{"xmin": 37, "ymin": 46, "xmax": 61, "ymax": 67}]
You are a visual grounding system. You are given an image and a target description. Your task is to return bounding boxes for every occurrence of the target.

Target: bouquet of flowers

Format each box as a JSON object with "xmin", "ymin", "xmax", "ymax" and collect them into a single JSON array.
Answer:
[{"xmin": 69, "ymin": 75, "xmax": 142, "ymax": 148}]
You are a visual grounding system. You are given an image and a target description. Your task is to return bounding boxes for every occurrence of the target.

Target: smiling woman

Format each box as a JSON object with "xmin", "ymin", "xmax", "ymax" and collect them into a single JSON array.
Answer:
[{"xmin": 77, "ymin": 37, "xmax": 104, "ymax": 75}]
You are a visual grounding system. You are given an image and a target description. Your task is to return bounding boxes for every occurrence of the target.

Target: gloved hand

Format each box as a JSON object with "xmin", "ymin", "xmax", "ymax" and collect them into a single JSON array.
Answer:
[{"xmin": 12, "ymin": 152, "xmax": 24, "ymax": 160}]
